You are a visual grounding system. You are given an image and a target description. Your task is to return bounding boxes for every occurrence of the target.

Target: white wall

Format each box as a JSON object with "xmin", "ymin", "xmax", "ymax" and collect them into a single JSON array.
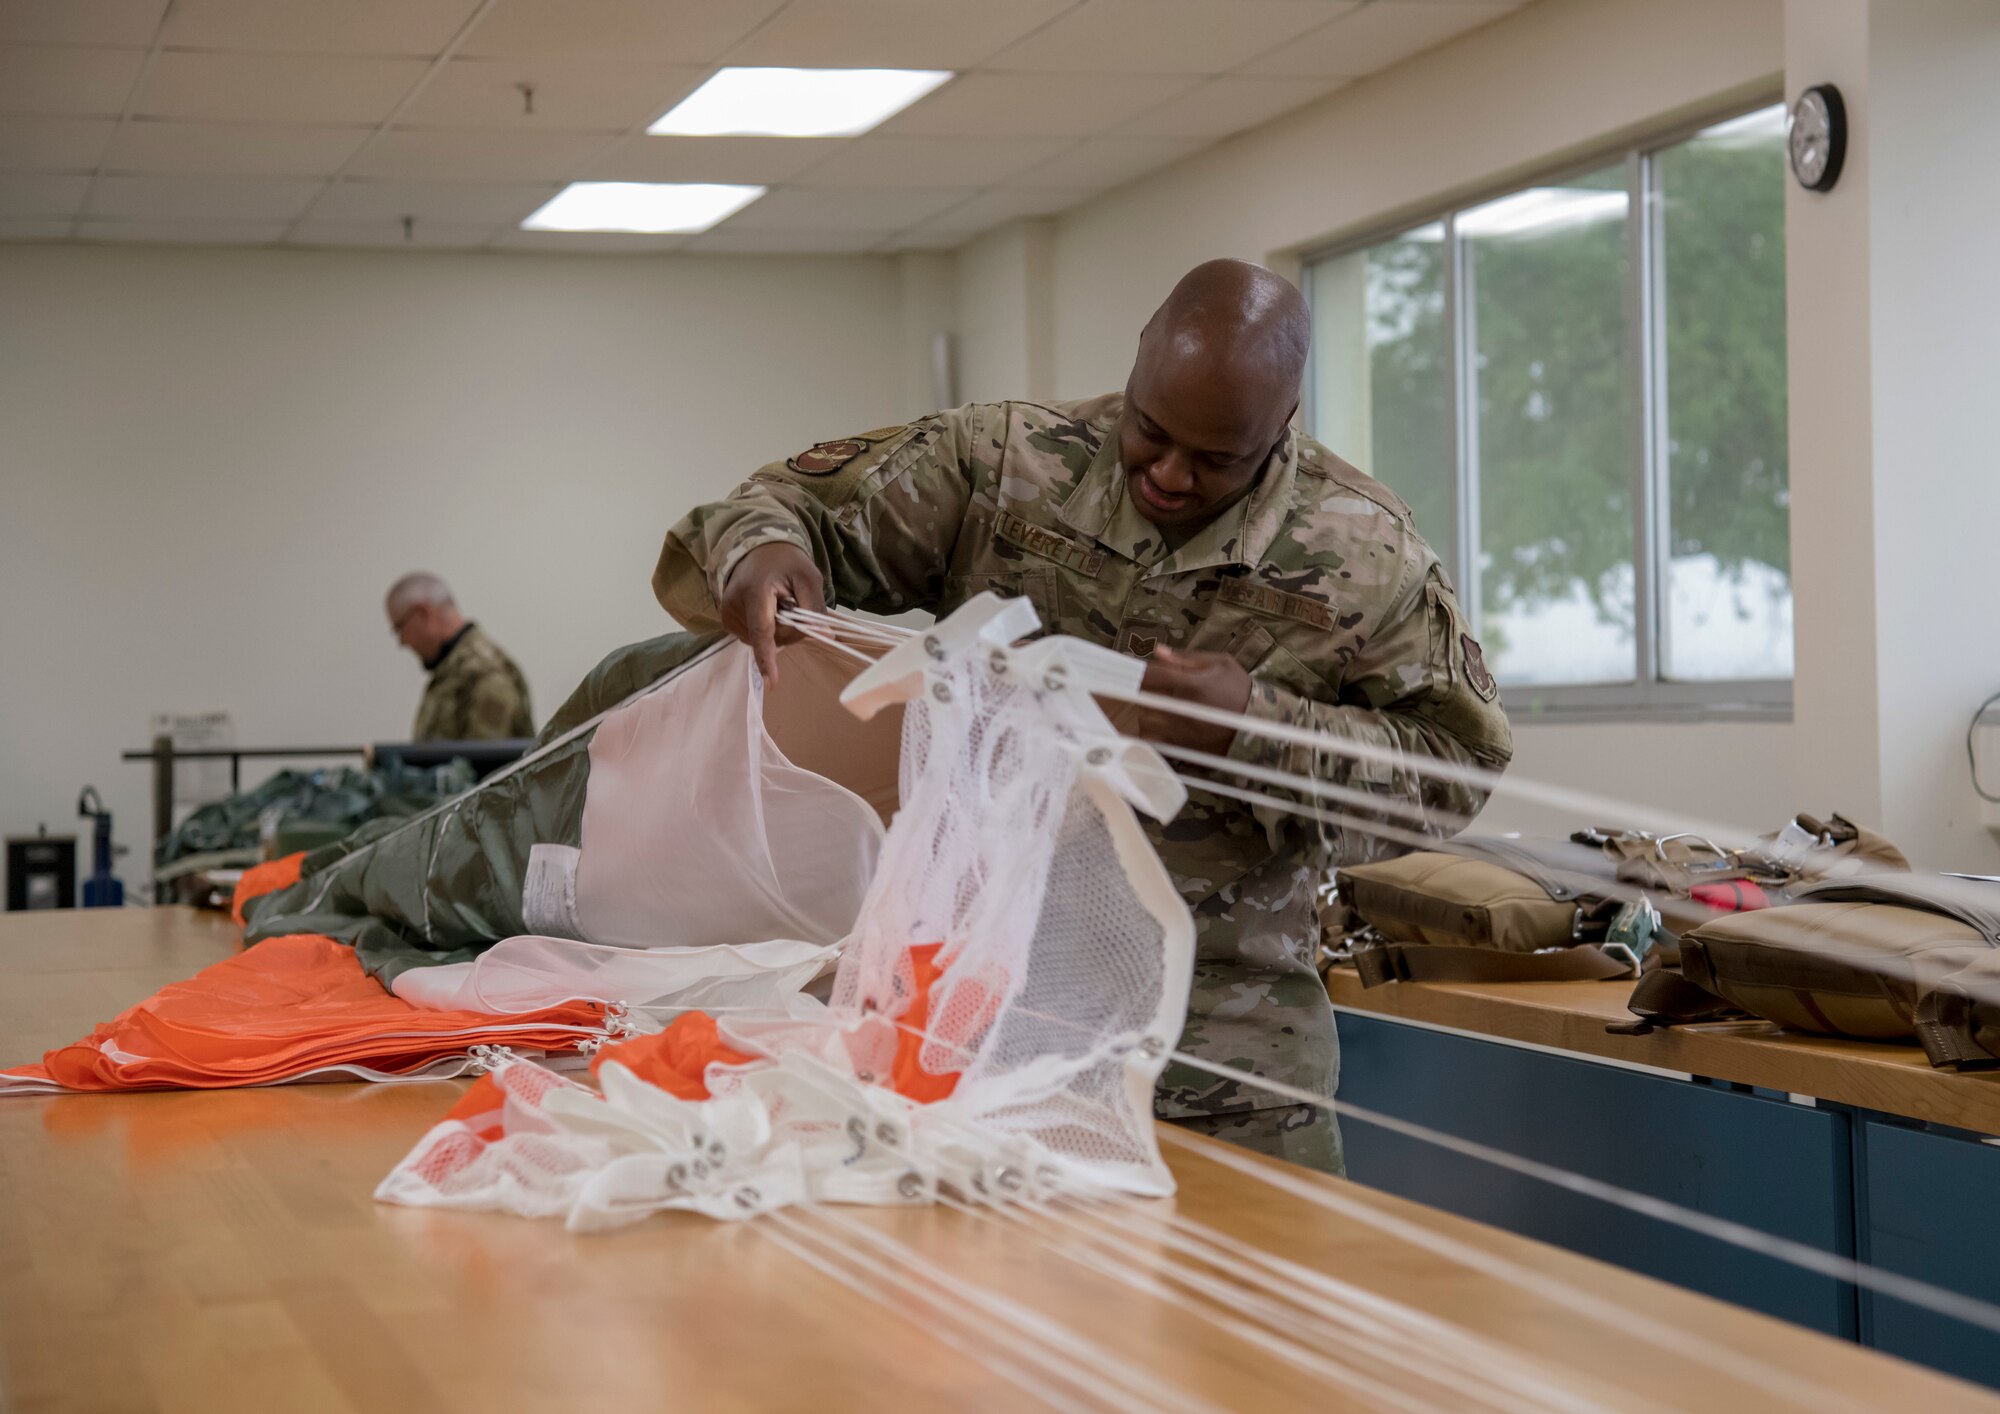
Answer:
[
  {"xmin": 1783, "ymin": 0, "xmax": 2000, "ymax": 871},
  {"xmin": 958, "ymin": 0, "xmax": 1807, "ymax": 844},
  {"xmin": 0, "ymin": 244, "xmax": 910, "ymax": 886}
]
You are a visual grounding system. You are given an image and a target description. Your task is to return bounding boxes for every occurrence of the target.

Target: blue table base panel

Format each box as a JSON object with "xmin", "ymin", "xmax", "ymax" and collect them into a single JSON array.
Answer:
[{"xmin": 1335, "ymin": 1008, "xmax": 2000, "ymax": 1388}]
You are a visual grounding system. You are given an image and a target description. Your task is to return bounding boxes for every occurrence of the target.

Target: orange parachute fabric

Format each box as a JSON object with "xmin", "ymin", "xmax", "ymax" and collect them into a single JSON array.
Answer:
[
  {"xmin": 890, "ymin": 942, "xmax": 964, "ymax": 1103},
  {"xmin": 589, "ymin": 1011, "xmax": 758, "ymax": 1100},
  {"xmin": 2, "ymin": 934, "xmax": 608, "ymax": 1093},
  {"xmin": 230, "ymin": 851, "xmax": 306, "ymax": 925}
]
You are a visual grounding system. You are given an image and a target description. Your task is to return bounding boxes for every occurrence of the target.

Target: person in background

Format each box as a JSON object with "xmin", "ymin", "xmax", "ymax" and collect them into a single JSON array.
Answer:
[{"xmin": 385, "ymin": 572, "xmax": 534, "ymax": 741}]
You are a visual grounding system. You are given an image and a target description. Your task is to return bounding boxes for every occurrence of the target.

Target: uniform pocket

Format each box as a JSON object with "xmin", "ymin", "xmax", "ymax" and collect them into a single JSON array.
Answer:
[
  {"xmin": 977, "ymin": 568, "xmax": 1062, "ymax": 633},
  {"xmin": 1249, "ymin": 638, "xmax": 1328, "ymax": 698}
]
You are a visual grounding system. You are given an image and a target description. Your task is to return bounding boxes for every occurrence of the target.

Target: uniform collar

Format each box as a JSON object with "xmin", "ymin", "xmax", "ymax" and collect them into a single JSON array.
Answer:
[
  {"xmin": 424, "ymin": 621, "xmax": 475, "ymax": 673},
  {"xmin": 1059, "ymin": 414, "xmax": 1300, "ymax": 575}
]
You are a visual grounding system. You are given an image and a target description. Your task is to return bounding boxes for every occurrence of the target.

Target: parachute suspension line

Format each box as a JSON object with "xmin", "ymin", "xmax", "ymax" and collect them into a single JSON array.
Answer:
[
  {"xmin": 773, "ymin": 613, "xmax": 880, "ymax": 665},
  {"xmin": 1080, "ymin": 1200, "xmax": 1615, "ymax": 1414},
  {"xmin": 1158, "ymin": 1049, "xmax": 2000, "ymax": 1344},
  {"xmin": 752, "ymin": 1210, "xmax": 1112, "ymax": 1414},
  {"xmin": 946, "ymin": 1194, "xmax": 1460, "ymax": 1414},
  {"xmin": 1151, "ymin": 1127, "xmax": 1870, "ymax": 1414},
  {"xmin": 1150, "ymin": 740, "xmax": 1466, "ymax": 833},
  {"xmin": 800, "ymin": 1204, "xmax": 1230, "ymax": 1414}
]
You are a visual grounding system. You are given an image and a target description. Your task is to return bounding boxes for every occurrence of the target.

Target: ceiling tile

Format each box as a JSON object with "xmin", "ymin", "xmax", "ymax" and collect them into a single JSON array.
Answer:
[
  {"xmin": 727, "ymin": 185, "xmax": 973, "ymax": 232},
  {"xmin": 162, "ymin": 0, "xmax": 483, "ymax": 57},
  {"xmin": 460, "ymin": 0, "xmax": 787, "ymax": 62},
  {"xmin": 726, "ymin": 0, "xmax": 1073, "ymax": 70},
  {"xmin": 311, "ymin": 177, "xmax": 556, "ymax": 222},
  {"xmin": 289, "ymin": 218, "xmax": 498, "ymax": 248},
  {"xmin": 0, "ymin": 217, "xmax": 72, "ymax": 240},
  {"xmin": 0, "ymin": 116, "xmax": 118, "ymax": 170},
  {"xmin": 1114, "ymin": 75, "xmax": 1345, "ymax": 139},
  {"xmin": 489, "ymin": 227, "xmax": 689, "ymax": 253},
  {"xmin": 103, "ymin": 119, "xmax": 369, "ymax": 175},
  {"xmin": 580, "ymin": 134, "xmax": 834, "ymax": 185},
  {"xmin": 789, "ymin": 135, "xmax": 1071, "ymax": 189},
  {"xmin": 910, "ymin": 186, "xmax": 1091, "ymax": 233},
  {"xmin": 1001, "ymin": 136, "xmax": 1205, "ymax": 189},
  {"xmin": 349, "ymin": 127, "xmax": 610, "ymax": 181},
  {"xmin": 879, "ymin": 226, "xmax": 968, "ymax": 252},
  {"xmin": 0, "ymin": 1, "xmax": 166, "ymax": 47},
  {"xmin": 988, "ymin": 0, "xmax": 1351, "ymax": 75},
  {"xmin": 878, "ymin": 72, "xmax": 1201, "ymax": 139},
  {"xmin": 684, "ymin": 226, "xmax": 897, "ymax": 254},
  {"xmin": 396, "ymin": 57, "xmax": 705, "ymax": 132},
  {"xmin": 85, "ymin": 173, "xmax": 322, "ymax": 218},
  {"xmin": 79, "ymin": 216, "xmax": 286, "ymax": 243},
  {"xmin": 134, "ymin": 51, "xmax": 429, "ymax": 124},
  {"xmin": 0, "ymin": 172, "xmax": 89, "ymax": 215},
  {"xmin": 0, "ymin": 45, "xmax": 146, "ymax": 116},
  {"xmin": 1239, "ymin": 0, "xmax": 1510, "ymax": 77}
]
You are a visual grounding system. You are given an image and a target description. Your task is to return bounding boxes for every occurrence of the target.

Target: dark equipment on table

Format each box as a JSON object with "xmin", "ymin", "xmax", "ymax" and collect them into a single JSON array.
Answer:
[{"xmin": 5, "ymin": 827, "xmax": 76, "ymax": 911}]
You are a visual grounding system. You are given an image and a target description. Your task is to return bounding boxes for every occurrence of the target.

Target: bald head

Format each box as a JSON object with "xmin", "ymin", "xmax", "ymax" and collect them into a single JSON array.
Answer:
[
  {"xmin": 1147, "ymin": 258, "xmax": 1310, "ymax": 389},
  {"xmin": 1120, "ymin": 260, "xmax": 1310, "ymax": 531}
]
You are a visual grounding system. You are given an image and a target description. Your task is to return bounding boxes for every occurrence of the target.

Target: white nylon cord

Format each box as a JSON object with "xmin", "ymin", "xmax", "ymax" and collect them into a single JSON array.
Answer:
[
  {"xmin": 755, "ymin": 1210, "xmax": 1106, "ymax": 1413},
  {"xmin": 805, "ymin": 1204, "xmax": 1230, "ymax": 1414},
  {"xmin": 1152, "ymin": 740, "xmax": 1466, "ymax": 832},
  {"xmin": 1162, "ymin": 1049, "xmax": 2000, "ymax": 1343},
  {"xmin": 1154, "ymin": 1127, "xmax": 1866, "ymax": 1414},
  {"xmin": 958, "ymin": 1195, "xmax": 1454, "ymax": 1414}
]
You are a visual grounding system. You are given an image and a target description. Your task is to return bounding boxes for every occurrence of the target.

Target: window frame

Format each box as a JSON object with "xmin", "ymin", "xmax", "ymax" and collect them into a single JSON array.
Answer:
[{"xmin": 1300, "ymin": 93, "xmax": 1792, "ymax": 723}]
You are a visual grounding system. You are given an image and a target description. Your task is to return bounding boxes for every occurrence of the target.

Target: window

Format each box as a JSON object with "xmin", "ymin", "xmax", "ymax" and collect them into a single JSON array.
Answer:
[{"xmin": 1305, "ymin": 102, "xmax": 1791, "ymax": 714}]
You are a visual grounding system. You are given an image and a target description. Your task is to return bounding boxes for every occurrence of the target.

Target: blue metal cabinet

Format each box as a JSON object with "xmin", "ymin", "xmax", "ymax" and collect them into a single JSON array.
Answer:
[
  {"xmin": 1855, "ymin": 1119, "xmax": 2000, "ymax": 1388},
  {"xmin": 1335, "ymin": 1010, "xmax": 1858, "ymax": 1335}
]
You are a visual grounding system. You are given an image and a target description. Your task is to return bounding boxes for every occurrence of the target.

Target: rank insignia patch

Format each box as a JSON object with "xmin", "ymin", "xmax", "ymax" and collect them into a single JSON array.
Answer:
[
  {"xmin": 788, "ymin": 438, "xmax": 871, "ymax": 476},
  {"xmin": 1461, "ymin": 633, "xmax": 1497, "ymax": 700}
]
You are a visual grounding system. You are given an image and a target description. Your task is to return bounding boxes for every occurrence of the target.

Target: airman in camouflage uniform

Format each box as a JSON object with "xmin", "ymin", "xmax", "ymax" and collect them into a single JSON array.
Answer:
[
  {"xmin": 411, "ymin": 624, "xmax": 534, "ymax": 741},
  {"xmin": 387, "ymin": 572, "xmax": 534, "ymax": 742},
  {"xmin": 654, "ymin": 263, "xmax": 1511, "ymax": 1173}
]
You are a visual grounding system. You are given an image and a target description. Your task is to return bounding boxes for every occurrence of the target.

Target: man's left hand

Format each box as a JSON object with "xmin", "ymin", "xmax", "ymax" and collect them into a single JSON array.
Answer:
[{"xmin": 1137, "ymin": 646, "xmax": 1252, "ymax": 755}]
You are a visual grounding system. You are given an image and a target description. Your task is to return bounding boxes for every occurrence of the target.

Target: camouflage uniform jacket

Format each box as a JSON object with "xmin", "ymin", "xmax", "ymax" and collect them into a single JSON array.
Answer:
[
  {"xmin": 412, "ymin": 624, "xmax": 535, "ymax": 742},
  {"xmin": 655, "ymin": 394, "xmax": 1513, "ymax": 1118}
]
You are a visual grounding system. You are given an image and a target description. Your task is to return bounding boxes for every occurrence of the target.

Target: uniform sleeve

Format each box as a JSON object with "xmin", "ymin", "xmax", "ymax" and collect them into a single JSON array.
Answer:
[
  {"xmin": 653, "ymin": 406, "xmax": 997, "ymax": 630},
  {"xmin": 1226, "ymin": 550, "xmax": 1513, "ymax": 865},
  {"xmin": 463, "ymin": 671, "xmax": 523, "ymax": 741}
]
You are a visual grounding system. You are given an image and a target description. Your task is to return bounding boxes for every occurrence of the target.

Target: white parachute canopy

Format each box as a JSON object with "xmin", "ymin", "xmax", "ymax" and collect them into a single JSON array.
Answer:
[{"xmin": 377, "ymin": 595, "xmax": 1198, "ymax": 1228}]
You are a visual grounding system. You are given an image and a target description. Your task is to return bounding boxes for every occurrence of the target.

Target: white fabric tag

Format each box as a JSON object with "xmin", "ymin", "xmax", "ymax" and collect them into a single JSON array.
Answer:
[{"xmin": 522, "ymin": 843, "xmax": 583, "ymax": 940}]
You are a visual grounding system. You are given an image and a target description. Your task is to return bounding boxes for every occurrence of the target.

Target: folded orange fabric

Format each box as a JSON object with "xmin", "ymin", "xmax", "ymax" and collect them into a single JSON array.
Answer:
[
  {"xmin": 230, "ymin": 851, "xmax": 306, "ymax": 925},
  {"xmin": 590, "ymin": 1012, "xmax": 759, "ymax": 1100},
  {"xmin": 2, "ymin": 934, "xmax": 608, "ymax": 1093}
]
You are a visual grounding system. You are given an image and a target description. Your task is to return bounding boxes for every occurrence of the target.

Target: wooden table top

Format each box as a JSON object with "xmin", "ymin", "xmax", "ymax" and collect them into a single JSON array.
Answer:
[
  {"xmin": 1326, "ymin": 965, "xmax": 2000, "ymax": 1136},
  {"xmin": 6, "ymin": 907, "xmax": 1996, "ymax": 1412}
]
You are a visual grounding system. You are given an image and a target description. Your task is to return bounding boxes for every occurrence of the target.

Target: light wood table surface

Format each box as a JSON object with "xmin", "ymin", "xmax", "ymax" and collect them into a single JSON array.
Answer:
[
  {"xmin": 5, "ymin": 908, "xmax": 1997, "ymax": 1412},
  {"xmin": 1326, "ymin": 966, "xmax": 2000, "ymax": 1135}
]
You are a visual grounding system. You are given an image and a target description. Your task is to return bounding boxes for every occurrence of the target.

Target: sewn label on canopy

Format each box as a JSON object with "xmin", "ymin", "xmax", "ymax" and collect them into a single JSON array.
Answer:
[{"xmin": 522, "ymin": 843, "xmax": 583, "ymax": 939}]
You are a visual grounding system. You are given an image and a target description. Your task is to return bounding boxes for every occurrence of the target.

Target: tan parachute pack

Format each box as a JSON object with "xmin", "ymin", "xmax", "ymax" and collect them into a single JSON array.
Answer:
[{"xmin": 1332, "ymin": 815, "xmax": 1911, "ymax": 992}]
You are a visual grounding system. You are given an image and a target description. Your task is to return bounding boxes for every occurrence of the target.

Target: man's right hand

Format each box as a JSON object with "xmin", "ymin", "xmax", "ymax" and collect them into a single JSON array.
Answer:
[{"xmin": 719, "ymin": 541, "xmax": 828, "ymax": 684}]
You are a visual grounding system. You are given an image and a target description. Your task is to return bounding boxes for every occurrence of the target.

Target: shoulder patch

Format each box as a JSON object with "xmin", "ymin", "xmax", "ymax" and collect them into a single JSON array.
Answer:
[
  {"xmin": 788, "ymin": 437, "xmax": 874, "ymax": 476},
  {"xmin": 1460, "ymin": 632, "xmax": 1498, "ymax": 701}
]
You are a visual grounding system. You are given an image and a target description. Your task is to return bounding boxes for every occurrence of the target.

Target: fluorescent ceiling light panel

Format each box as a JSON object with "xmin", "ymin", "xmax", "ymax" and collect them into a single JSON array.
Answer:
[
  {"xmin": 521, "ymin": 181, "xmax": 765, "ymax": 233},
  {"xmin": 649, "ymin": 67, "xmax": 953, "ymax": 139}
]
